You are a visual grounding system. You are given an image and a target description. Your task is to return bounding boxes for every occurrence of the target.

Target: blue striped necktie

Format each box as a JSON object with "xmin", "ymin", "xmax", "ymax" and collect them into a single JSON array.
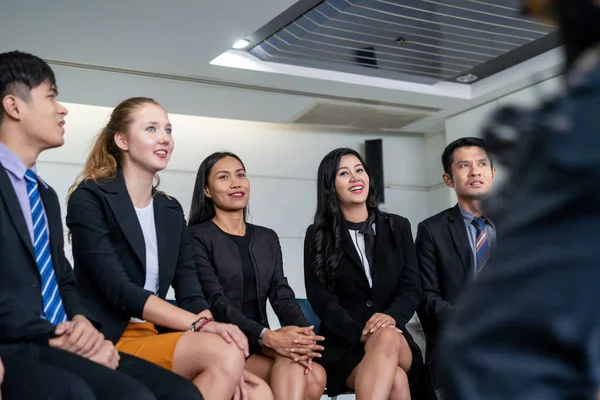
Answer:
[
  {"xmin": 25, "ymin": 169, "xmax": 67, "ymax": 325},
  {"xmin": 472, "ymin": 217, "xmax": 490, "ymax": 272}
]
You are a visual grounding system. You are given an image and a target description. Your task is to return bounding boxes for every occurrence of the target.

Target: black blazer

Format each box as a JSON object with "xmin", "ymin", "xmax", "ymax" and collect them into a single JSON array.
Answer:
[
  {"xmin": 188, "ymin": 221, "xmax": 308, "ymax": 346},
  {"xmin": 0, "ymin": 163, "xmax": 94, "ymax": 344},
  {"xmin": 415, "ymin": 204, "xmax": 472, "ymax": 385},
  {"xmin": 304, "ymin": 212, "xmax": 422, "ymax": 364},
  {"xmin": 66, "ymin": 170, "xmax": 209, "ymax": 343}
]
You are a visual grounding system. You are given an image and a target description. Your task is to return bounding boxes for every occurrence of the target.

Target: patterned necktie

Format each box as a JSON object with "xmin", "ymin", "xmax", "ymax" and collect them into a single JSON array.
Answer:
[
  {"xmin": 25, "ymin": 169, "xmax": 67, "ymax": 325},
  {"xmin": 472, "ymin": 217, "xmax": 490, "ymax": 272}
]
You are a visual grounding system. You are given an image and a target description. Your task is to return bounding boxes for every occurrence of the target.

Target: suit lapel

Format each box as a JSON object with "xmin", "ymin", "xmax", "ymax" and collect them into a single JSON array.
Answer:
[
  {"xmin": 341, "ymin": 220, "xmax": 372, "ymax": 290},
  {"xmin": 101, "ymin": 171, "xmax": 146, "ymax": 268},
  {"xmin": 0, "ymin": 164, "xmax": 35, "ymax": 260},
  {"xmin": 153, "ymin": 193, "xmax": 181, "ymax": 296},
  {"xmin": 447, "ymin": 205, "xmax": 473, "ymax": 275},
  {"xmin": 371, "ymin": 212, "xmax": 389, "ymax": 286}
]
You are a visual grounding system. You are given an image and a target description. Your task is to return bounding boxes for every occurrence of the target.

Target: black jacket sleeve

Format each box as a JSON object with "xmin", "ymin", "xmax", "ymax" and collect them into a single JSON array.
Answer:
[
  {"xmin": 189, "ymin": 229, "xmax": 265, "ymax": 345},
  {"xmin": 416, "ymin": 221, "xmax": 455, "ymax": 323},
  {"xmin": 267, "ymin": 233, "xmax": 309, "ymax": 327},
  {"xmin": 384, "ymin": 217, "xmax": 422, "ymax": 327},
  {"xmin": 0, "ymin": 292, "xmax": 55, "ymax": 344},
  {"xmin": 304, "ymin": 225, "xmax": 364, "ymax": 347},
  {"xmin": 170, "ymin": 202, "xmax": 209, "ymax": 313},
  {"xmin": 47, "ymin": 187, "xmax": 98, "ymax": 327},
  {"xmin": 66, "ymin": 185, "xmax": 152, "ymax": 319}
]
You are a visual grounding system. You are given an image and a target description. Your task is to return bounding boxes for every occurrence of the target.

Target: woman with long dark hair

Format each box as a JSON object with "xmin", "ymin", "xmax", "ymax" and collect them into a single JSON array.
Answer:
[
  {"xmin": 188, "ymin": 152, "xmax": 327, "ymax": 400},
  {"xmin": 304, "ymin": 148, "xmax": 436, "ymax": 400},
  {"xmin": 442, "ymin": 1, "xmax": 600, "ymax": 398}
]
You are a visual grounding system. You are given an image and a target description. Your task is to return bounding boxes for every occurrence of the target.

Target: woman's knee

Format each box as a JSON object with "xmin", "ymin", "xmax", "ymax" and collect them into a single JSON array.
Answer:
[
  {"xmin": 176, "ymin": 332, "xmax": 245, "ymax": 379},
  {"xmin": 306, "ymin": 363, "xmax": 327, "ymax": 400},
  {"xmin": 365, "ymin": 327, "xmax": 403, "ymax": 353},
  {"xmin": 248, "ymin": 378, "xmax": 274, "ymax": 400},
  {"xmin": 209, "ymin": 335, "xmax": 246, "ymax": 376}
]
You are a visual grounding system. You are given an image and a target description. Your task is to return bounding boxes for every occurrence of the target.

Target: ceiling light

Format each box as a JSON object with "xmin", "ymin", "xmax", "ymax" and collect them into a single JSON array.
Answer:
[
  {"xmin": 232, "ymin": 39, "xmax": 250, "ymax": 49},
  {"xmin": 456, "ymin": 73, "xmax": 478, "ymax": 83}
]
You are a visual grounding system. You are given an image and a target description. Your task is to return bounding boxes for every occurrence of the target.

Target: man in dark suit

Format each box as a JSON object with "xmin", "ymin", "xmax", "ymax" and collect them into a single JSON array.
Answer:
[
  {"xmin": 416, "ymin": 137, "xmax": 496, "ymax": 391},
  {"xmin": 0, "ymin": 51, "xmax": 202, "ymax": 399}
]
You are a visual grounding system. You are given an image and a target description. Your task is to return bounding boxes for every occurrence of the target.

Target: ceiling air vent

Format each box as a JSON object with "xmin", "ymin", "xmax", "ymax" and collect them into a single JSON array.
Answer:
[{"xmin": 292, "ymin": 102, "xmax": 437, "ymax": 131}]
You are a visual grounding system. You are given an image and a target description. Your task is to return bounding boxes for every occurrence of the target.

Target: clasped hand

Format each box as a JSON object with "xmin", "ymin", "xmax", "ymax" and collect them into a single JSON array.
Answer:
[
  {"xmin": 49, "ymin": 315, "xmax": 120, "ymax": 369},
  {"xmin": 264, "ymin": 325, "xmax": 324, "ymax": 371}
]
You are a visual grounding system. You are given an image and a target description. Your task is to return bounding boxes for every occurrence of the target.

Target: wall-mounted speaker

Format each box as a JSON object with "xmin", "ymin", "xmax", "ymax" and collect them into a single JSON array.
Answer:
[{"xmin": 365, "ymin": 139, "xmax": 384, "ymax": 204}]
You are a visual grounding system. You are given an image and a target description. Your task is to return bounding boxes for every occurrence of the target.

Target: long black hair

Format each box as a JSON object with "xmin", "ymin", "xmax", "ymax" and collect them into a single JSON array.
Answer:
[
  {"xmin": 188, "ymin": 151, "xmax": 248, "ymax": 226},
  {"xmin": 310, "ymin": 148, "xmax": 379, "ymax": 289}
]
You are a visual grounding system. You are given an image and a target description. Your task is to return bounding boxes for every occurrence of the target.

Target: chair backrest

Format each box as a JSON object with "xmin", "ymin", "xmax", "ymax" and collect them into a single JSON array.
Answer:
[{"xmin": 296, "ymin": 298, "xmax": 321, "ymax": 332}]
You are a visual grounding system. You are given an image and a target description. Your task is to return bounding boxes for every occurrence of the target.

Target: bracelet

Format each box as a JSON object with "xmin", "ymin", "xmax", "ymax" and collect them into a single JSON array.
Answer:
[
  {"xmin": 191, "ymin": 317, "xmax": 214, "ymax": 332},
  {"xmin": 191, "ymin": 316, "xmax": 213, "ymax": 332}
]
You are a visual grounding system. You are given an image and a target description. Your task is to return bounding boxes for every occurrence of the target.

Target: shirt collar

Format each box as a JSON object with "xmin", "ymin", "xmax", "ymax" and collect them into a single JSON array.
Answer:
[
  {"xmin": 0, "ymin": 142, "xmax": 46, "ymax": 187},
  {"xmin": 458, "ymin": 205, "xmax": 494, "ymax": 228}
]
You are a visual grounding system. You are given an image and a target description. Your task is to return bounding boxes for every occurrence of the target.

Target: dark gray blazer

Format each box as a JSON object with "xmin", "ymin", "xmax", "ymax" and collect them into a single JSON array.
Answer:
[{"xmin": 188, "ymin": 221, "xmax": 308, "ymax": 346}]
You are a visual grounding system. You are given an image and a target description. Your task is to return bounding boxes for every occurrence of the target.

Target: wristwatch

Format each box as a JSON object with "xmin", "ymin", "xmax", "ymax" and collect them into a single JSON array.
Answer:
[{"xmin": 258, "ymin": 328, "xmax": 268, "ymax": 347}]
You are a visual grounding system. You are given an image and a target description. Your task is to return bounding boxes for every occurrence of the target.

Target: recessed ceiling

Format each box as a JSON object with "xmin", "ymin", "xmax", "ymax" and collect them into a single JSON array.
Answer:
[
  {"xmin": 293, "ymin": 101, "xmax": 438, "ymax": 130},
  {"xmin": 247, "ymin": 0, "xmax": 557, "ymax": 84}
]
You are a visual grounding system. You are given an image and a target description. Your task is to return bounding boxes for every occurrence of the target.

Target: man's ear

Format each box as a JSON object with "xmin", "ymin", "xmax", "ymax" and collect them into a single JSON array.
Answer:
[
  {"xmin": 443, "ymin": 173, "xmax": 454, "ymax": 188},
  {"xmin": 2, "ymin": 94, "xmax": 22, "ymax": 121}
]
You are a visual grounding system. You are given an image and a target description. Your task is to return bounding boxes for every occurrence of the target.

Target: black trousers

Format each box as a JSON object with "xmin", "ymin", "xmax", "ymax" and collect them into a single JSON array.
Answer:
[{"xmin": 0, "ymin": 343, "xmax": 203, "ymax": 400}]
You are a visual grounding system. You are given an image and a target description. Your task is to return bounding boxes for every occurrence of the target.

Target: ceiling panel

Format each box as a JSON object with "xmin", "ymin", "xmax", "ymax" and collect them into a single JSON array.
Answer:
[{"xmin": 247, "ymin": 0, "xmax": 557, "ymax": 84}]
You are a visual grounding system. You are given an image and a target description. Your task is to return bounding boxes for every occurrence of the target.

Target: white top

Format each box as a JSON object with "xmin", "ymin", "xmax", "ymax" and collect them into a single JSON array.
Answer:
[
  {"xmin": 131, "ymin": 199, "xmax": 159, "ymax": 323},
  {"xmin": 348, "ymin": 224, "xmax": 376, "ymax": 288}
]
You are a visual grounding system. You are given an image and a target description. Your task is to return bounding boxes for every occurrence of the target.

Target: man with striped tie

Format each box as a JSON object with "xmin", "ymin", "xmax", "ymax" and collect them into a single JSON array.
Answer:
[
  {"xmin": 0, "ymin": 51, "xmax": 203, "ymax": 399},
  {"xmin": 415, "ymin": 137, "xmax": 496, "ymax": 395}
]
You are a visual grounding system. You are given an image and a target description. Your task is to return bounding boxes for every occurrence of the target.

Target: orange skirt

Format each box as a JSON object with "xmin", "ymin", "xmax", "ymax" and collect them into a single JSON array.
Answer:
[{"xmin": 115, "ymin": 321, "xmax": 185, "ymax": 371}]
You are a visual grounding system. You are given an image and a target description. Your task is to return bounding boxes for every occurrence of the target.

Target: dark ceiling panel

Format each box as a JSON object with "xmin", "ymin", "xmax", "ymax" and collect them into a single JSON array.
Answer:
[{"xmin": 246, "ymin": 0, "xmax": 558, "ymax": 84}]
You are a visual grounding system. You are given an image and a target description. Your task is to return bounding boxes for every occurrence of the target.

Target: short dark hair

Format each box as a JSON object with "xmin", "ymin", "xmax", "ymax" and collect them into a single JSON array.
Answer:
[
  {"xmin": 0, "ymin": 51, "xmax": 56, "ymax": 124},
  {"xmin": 441, "ymin": 137, "xmax": 492, "ymax": 175}
]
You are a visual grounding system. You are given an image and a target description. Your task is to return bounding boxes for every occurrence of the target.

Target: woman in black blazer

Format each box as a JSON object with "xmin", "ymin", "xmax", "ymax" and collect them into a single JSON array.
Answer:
[
  {"xmin": 188, "ymin": 152, "xmax": 327, "ymax": 400},
  {"xmin": 66, "ymin": 97, "xmax": 272, "ymax": 400},
  {"xmin": 304, "ymin": 148, "xmax": 436, "ymax": 399}
]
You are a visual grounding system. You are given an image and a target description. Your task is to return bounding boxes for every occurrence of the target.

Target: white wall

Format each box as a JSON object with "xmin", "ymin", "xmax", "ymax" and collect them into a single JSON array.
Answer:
[{"xmin": 424, "ymin": 133, "xmax": 451, "ymax": 217}]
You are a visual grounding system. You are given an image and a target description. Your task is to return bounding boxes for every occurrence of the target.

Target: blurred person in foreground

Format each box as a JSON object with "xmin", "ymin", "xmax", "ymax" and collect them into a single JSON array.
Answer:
[{"xmin": 441, "ymin": 1, "xmax": 600, "ymax": 399}]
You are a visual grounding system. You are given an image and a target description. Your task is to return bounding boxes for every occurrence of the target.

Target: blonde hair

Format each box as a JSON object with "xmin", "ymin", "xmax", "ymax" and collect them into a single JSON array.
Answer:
[{"xmin": 68, "ymin": 97, "xmax": 162, "ymax": 197}]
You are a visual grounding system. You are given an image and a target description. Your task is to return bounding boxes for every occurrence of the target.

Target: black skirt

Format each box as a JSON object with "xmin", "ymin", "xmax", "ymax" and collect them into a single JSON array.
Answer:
[{"xmin": 319, "ymin": 333, "xmax": 436, "ymax": 398}]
